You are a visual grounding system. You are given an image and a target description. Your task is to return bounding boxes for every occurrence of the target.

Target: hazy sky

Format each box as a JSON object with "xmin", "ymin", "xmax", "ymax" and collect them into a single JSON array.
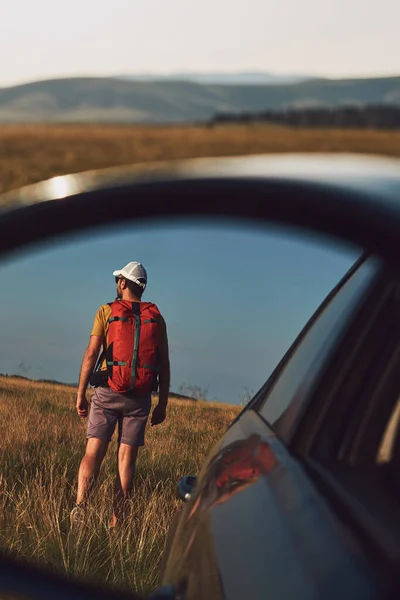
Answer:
[
  {"xmin": 1, "ymin": 0, "xmax": 399, "ymax": 86},
  {"xmin": 0, "ymin": 221, "xmax": 358, "ymax": 404}
]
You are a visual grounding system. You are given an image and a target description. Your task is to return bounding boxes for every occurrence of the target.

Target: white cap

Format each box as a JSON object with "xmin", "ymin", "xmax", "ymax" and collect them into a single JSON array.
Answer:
[{"xmin": 113, "ymin": 261, "xmax": 147, "ymax": 288}]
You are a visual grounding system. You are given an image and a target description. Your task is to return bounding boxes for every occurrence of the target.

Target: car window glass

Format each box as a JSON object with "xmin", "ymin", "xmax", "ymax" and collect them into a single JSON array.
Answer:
[{"xmin": 258, "ymin": 258, "xmax": 380, "ymax": 429}]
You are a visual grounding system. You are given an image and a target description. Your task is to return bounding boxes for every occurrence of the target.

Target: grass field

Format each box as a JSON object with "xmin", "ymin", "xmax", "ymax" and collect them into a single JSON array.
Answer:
[
  {"xmin": 1, "ymin": 123, "xmax": 400, "ymax": 194},
  {"xmin": 0, "ymin": 375, "xmax": 240, "ymax": 595}
]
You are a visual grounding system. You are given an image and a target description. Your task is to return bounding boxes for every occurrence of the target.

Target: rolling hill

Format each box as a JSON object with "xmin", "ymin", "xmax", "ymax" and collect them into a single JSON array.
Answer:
[
  {"xmin": 0, "ymin": 75, "xmax": 399, "ymax": 123},
  {"xmin": 117, "ymin": 71, "xmax": 312, "ymax": 85}
]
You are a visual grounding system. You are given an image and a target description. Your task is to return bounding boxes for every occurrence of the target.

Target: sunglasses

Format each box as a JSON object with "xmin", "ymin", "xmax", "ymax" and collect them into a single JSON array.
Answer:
[{"xmin": 115, "ymin": 276, "xmax": 123, "ymax": 284}]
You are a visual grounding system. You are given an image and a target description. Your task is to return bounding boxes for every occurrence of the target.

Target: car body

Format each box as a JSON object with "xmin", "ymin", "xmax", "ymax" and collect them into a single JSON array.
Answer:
[
  {"xmin": 159, "ymin": 253, "xmax": 400, "ymax": 599},
  {"xmin": 1, "ymin": 154, "xmax": 400, "ymax": 600}
]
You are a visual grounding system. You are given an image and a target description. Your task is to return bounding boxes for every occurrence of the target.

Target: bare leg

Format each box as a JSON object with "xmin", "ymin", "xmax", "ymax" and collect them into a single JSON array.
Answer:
[
  {"xmin": 110, "ymin": 443, "xmax": 139, "ymax": 527},
  {"xmin": 76, "ymin": 438, "xmax": 109, "ymax": 505}
]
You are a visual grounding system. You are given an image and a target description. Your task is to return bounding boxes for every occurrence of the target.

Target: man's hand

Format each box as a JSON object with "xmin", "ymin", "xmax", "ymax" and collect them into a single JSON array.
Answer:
[
  {"xmin": 76, "ymin": 394, "xmax": 89, "ymax": 418},
  {"xmin": 151, "ymin": 404, "xmax": 167, "ymax": 426}
]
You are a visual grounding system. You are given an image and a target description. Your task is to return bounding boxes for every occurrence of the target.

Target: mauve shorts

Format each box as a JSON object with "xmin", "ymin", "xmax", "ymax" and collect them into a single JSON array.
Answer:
[{"xmin": 87, "ymin": 386, "xmax": 152, "ymax": 447}]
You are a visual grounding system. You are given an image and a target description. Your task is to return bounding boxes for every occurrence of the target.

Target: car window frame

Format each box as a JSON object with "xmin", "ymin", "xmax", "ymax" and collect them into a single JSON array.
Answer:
[
  {"xmin": 250, "ymin": 253, "xmax": 382, "ymax": 443},
  {"xmin": 289, "ymin": 267, "xmax": 400, "ymax": 586},
  {"xmin": 290, "ymin": 264, "xmax": 397, "ymax": 457},
  {"xmin": 229, "ymin": 253, "xmax": 370, "ymax": 430}
]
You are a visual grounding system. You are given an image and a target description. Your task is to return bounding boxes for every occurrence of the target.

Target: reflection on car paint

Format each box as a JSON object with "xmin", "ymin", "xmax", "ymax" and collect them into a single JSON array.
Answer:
[
  {"xmin": 188, "ymin": 434, "xmax": 279, "ymax": 519},
  {"xmin": 177, "ymin": 434, "xmax": 279, "ymax": 572}
]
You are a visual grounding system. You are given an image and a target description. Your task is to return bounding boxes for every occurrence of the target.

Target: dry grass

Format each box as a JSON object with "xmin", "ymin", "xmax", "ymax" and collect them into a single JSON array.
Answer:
[
  {"xmin": 1, "ymin": 123, "xmax": 400, "ymax": 194},
  {"xmin": 0, "ymin": 375, "xmax": 240, "ymax": 595}
]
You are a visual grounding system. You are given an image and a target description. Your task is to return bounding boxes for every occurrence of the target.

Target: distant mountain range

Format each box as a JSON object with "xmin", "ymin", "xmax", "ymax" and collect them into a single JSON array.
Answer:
[
  {"xmin": 116, "ymin": 72, "xmax": 312, "ymax": 85},
  {"xmin": 0, "ymin": 74, "xmax": 399, "ymax": 123}
]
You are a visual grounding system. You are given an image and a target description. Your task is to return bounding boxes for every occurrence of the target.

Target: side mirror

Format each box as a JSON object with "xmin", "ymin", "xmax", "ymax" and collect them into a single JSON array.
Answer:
[{"xmin": 177, "ymin": 475, "xmax": 197, "ymax": 502}]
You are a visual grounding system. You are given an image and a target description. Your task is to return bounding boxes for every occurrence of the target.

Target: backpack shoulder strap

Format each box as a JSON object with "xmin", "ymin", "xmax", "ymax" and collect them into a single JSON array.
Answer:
[{"xmin": 93, "ymin": 348, "xmax": 105, "ymax": 373}]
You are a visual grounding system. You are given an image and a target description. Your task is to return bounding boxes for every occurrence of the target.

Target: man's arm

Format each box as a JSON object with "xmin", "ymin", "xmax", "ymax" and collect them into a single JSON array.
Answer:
[
  {"xmin": 158, "ymin": 321, "xmax": 170, "ymax": 408},
  {"xmin": 151, "ymin": 320, "xmax": 170, "ymax": 426},
  {"xmin": 76, "ymin": 335, "xmax": 103, "ymax": 417}
]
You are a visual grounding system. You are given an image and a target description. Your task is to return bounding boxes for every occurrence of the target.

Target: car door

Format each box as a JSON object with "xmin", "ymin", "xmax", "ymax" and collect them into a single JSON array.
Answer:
[{"xmin": 160, "ymin": 254, "xmax": 394, "ymax": 600}]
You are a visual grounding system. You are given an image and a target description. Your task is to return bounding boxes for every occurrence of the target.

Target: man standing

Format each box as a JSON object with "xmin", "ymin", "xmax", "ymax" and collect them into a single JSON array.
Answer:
[{"xmin": 71, "ymin": 261, "xmax": 170, "ymax": 527}]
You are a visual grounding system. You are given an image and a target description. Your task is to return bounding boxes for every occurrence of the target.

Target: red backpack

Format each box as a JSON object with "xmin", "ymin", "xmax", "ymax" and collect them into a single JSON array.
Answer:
[{"xmin": 100, "ymin": 300, "xmax": 163, "ymax": 394}]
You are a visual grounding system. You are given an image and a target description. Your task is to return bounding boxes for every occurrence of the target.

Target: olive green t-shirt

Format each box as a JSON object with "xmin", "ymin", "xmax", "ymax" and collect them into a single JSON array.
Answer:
[{"xmin": 91, "ymin": 302, "xmax": 168, "ymax": 371}]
